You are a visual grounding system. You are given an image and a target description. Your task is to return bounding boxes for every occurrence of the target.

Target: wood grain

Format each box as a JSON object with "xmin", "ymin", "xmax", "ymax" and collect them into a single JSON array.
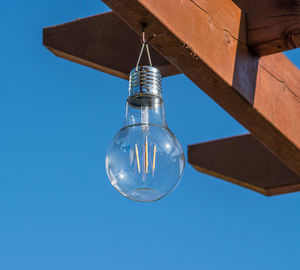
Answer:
[
  {"xmin": 43, "ymin": 12, "xmax": 179, "ymax": 79},
  {"xmin": 233, "ymin": 0, "xmax": 300, "ymax": 56},
  {"xmin": 189, "ymin": 135, "xmax": 300, "ymax": 196},
  {"xmin": 102, "ymin": 0, "xmax": 300, "ymax": 176}
]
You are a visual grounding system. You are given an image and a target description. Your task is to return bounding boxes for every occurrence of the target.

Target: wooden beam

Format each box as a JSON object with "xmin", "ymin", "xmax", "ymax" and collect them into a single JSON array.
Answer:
[
  {"xmin": 233, "ymin": 0, "xmax": 300, "ymax": 56},
  {"xmin": 102, "ymin": 0, "xmax": 300, "ymax": 176},
  {"xmin": 188, "ymin": 135, "xmax": 300, "ymax": 196},
  {"xmin": 43, "ymin": 12, "xmax": 179, "ymax": 79}
]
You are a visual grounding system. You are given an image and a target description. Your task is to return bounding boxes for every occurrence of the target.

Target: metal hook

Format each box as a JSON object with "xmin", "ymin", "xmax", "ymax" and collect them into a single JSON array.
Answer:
[{"xmin": 135, "ymin": 24, "xmax": 153, "ymax": 70}]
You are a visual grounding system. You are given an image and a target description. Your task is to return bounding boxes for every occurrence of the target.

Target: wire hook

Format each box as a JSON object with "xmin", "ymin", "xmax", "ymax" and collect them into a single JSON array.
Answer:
[{"xmin": 135, "ymin": 24, "xmax": 153, "ymax": 70}]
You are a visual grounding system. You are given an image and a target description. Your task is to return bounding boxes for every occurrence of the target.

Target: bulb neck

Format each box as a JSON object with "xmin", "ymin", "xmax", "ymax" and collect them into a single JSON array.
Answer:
[{"xmin": 124, "ymin": 66, "xmax": 166, "ymax": 127}]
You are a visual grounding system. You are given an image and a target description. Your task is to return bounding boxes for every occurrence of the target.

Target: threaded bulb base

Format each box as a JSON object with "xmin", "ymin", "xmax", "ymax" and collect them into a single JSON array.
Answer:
[
  {"xmin": 129, "ymin": 66, "xmax": 162, "ymax": 97},
  {"xmin": 128, "ymin": 66, "xmax": 162, "ymax": 108}
]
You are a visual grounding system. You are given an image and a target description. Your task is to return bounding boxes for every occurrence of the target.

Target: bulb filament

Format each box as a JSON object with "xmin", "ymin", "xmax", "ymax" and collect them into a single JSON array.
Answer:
[
  {"xmin": 134, "ymin": 139, "xmax": 157, "ymax": 177},
  {"xmin": 152, "ymin": 144, "xmax": 156, "ymax": 177},
  {"xmin": 135, "ymin": 144, "xmax": 141, "ymax": 173},
  {"xmin": 145, "ymin": 136, "xmax": 149, "ymax": 173}
]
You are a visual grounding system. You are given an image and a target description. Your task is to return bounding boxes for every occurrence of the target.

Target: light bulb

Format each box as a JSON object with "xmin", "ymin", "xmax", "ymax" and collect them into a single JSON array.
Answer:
[{"xmin": 106, "ymin": 66, "xmax": 185, "ymax": 202}]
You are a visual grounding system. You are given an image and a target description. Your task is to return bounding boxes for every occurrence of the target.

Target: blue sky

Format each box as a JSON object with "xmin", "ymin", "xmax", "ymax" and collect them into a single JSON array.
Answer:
[{"xmin": 1, "ymin": 0, "xmax": 300, "ymax": 269}]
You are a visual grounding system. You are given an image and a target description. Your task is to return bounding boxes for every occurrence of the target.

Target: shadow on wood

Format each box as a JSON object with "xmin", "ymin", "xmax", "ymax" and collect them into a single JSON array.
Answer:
[
  {"xmin": 43, "ymin": 12, "xmax": 179, "ymax": 79},
  {"xmin": 233, "ymin": 0, "xmax": 300, "ymax": 56}
]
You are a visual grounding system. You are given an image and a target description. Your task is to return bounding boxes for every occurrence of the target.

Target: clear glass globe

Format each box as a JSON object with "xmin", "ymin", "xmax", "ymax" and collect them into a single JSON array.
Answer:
[
  {"xmin": 106, "ymin": 124, "xmax": 185, "ymax": 202},
  {"xmin": 106, "ymin": 66, "xmax": 185, "ymax": 202}
]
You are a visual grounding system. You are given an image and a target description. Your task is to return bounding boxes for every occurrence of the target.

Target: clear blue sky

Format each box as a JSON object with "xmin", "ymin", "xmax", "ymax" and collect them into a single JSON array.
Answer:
[{"xmin": 1, "ymin": 1, "xmax": 300, "ymax": 269}]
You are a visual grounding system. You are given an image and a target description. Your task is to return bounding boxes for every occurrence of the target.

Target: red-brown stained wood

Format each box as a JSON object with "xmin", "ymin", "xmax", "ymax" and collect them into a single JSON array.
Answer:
[
  {"xmin": 43, "ymin": 12, "xmax": 179, "ymax": 79},
  {"xmin": 188, "ymin": 135, "xmax": 300, "ymax": 196},
  {"xmin": 233, "ymin": 0, "xmax": 300, "ymax": 56},
  {"xmin": 102, "ymin": 0, "xmax": 300, "ymax": 178}
]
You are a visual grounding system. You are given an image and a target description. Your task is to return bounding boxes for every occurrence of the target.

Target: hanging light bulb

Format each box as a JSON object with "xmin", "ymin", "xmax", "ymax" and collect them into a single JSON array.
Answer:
[{"xmin": 105, "ymin": 28, "xmax": 185, "ymax": 202}]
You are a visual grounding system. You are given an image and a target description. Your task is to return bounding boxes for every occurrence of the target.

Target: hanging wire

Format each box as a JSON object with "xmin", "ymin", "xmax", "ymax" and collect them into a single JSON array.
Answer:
[
  {"xmin": 135, "ymin": 26, "xmax": 153, "ymax": 70},
  {"xmin": 145, "ymin": 43, "xmax": 153, "ymax": 67}
]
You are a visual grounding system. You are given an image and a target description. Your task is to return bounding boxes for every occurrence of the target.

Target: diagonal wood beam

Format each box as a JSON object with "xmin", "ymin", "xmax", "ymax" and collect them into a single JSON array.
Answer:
[
  {"xmin": 188, "ymin": 135, "xmax": 300, "ymax": 196},
  {"xmin": 102, "ymin": 0, "xmax": 300, "ymax": 176},
  {"xmin": 233, "ymin": 0, "xmax": 300, "ymax": 56}
]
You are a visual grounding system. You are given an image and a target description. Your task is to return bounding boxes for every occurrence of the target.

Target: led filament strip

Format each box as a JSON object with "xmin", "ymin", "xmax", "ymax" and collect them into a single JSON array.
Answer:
[{"xmin": 134, "ymin": 140, "xmax": 157, "ymax": 176}]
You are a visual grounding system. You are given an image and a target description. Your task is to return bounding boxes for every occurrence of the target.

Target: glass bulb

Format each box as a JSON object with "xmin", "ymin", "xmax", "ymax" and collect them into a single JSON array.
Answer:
[{"xmin": 106, "ymin": 66, "xmax": 185, "ymax": 202}]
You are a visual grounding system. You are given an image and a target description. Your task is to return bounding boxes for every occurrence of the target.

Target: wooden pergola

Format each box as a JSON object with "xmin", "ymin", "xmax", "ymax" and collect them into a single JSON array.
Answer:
[{"xmin": 43, "ymin": 0, "xmax": 300, "ymax": 196}]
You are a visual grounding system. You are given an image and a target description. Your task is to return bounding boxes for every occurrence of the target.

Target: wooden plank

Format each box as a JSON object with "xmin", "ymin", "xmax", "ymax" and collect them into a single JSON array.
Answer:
[
  {"xmin": 102, "ymin": 0, "xmax": 300, "ymax": 177},
  {"xmin": 43, "ymin": 12, "xmax": 179, "ymax": 79},
  {"xmin": 188, "ymin": 135, "xmax": 300, "ymax": 196},
  {"xmin": 233, "ymin": 0, "xmax": 300, "ymax": 56}
]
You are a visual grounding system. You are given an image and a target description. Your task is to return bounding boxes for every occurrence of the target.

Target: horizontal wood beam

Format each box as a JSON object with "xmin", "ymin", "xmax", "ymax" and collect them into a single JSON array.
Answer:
[
  {"xmin": 102, "ymin": 0, "xmax": 300, "ymax": 176},
  {"xmin": 188, "ymin": 135, "xmax": 300, "ymax": 196},
  {"xmin": 234, "ymin": 0, "xmax": 300, "ymax": 56},
  {"xmin": 43, "ymin": 12, "xmax": 179, "ymax": 79}
]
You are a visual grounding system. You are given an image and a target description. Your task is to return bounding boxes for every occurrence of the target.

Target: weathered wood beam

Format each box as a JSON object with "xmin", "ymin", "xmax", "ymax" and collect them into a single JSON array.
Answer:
[
  {"xmin": 102, "ymin": 0, "xmax": 300, "ymax": 176},
  {"xmin": 189, "ymin": 135, "xmax": 300, "ymax": 196},
  {"xmin": 233, "ymin": 0, "xmax": 300, "ymax": 56},
  {"xmin": 43, "ymin": 12, "xmax": 179, "ymax": 79}
]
